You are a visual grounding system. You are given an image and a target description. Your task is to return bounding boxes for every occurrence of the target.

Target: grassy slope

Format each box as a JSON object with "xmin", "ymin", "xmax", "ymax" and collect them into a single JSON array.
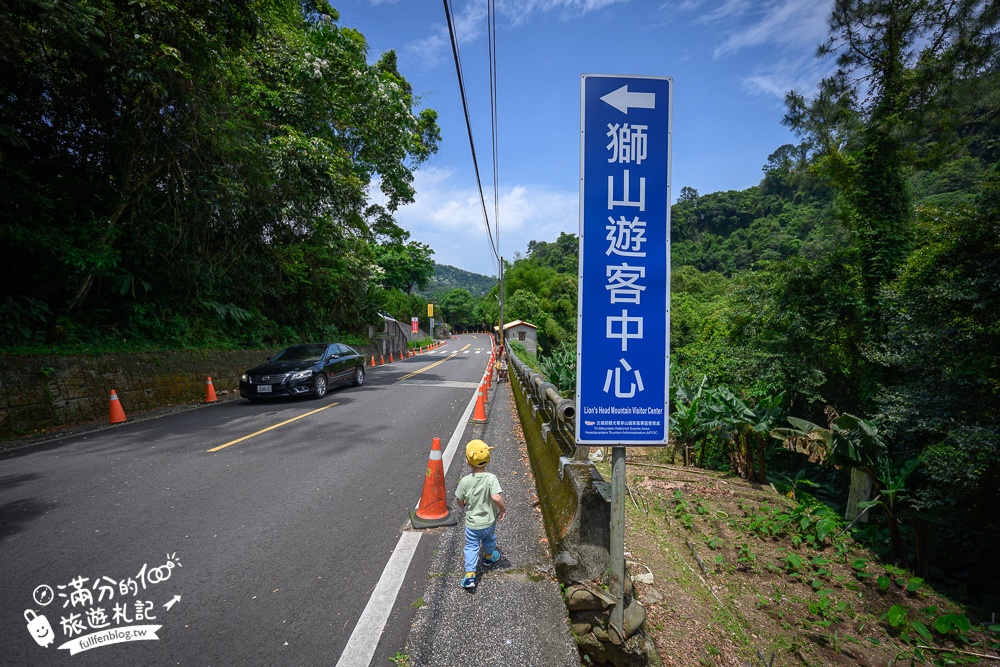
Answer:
[{"xmin": 594, "ymin": 452, "xmax": 1000, "ymax": 667}]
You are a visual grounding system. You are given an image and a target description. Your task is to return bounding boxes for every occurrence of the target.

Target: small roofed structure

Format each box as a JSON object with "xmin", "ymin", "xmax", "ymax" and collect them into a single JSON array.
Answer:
[{"xmin": 494, "ymin": 319, "xmax": 538, "ymax": 354}]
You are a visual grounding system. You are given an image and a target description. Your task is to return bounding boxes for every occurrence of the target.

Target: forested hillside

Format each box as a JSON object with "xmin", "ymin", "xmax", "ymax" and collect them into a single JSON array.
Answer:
[
  {"xmin": 497, "ymin": 1, "xmax": 1000, "ymax": 609},
  {"xmin": 420, "ymin": 263, "xmax": 497, "ymax": 300},
  {"xmin": 1, "ymin": 1, "xmax": 440, "ymax": 351}
]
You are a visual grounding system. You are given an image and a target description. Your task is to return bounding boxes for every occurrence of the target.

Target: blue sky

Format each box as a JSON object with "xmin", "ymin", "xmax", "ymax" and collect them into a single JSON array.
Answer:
[{"xmin": 335, "ymin": 0, "xmax": 835, "ymax": 277}]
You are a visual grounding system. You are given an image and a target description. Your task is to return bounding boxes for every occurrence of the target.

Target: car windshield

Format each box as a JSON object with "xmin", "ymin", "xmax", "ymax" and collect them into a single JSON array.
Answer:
[{"xmin": 271, "ymin": 345, "xmax": 327, "ymax": 362}]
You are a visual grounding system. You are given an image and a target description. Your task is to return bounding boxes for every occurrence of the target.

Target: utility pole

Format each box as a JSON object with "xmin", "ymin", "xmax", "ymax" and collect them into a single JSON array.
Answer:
[{"xmin": 498, "ymin": 257, "xmax": 505, "ymax": 347}]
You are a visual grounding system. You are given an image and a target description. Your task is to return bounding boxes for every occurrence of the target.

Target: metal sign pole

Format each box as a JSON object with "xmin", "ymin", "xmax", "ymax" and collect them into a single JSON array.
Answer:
[
  {"xmin": 609, "ymin": 445, "xmax": 626, "ymax": 643},
  {"xmin": 576, "ymin": 73, "xmax": 672, "ymax": 647},
  {"xmin": 498, "ymin": 257, "xmax": 505, "ymax": 347}
]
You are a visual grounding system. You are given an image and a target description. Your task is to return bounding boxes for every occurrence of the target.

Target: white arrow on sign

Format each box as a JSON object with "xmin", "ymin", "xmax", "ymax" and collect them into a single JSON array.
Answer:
[
  {"xmin": 163, "ymin": 595, "xmax": 181, "ymax": 611},
  {"xmin": 600, "ymin": 85, "xmax": 656, "ymax": 114}
]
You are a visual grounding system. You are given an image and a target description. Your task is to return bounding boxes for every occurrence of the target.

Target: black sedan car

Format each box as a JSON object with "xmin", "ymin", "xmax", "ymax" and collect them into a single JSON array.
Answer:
[{"xmin": 239, "ymin": 343, "xmax": 365, "ymax": 401}]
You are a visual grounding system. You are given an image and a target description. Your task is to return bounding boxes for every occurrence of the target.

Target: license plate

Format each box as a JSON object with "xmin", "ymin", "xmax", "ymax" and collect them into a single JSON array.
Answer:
[{"xmin": 257, "ymin": 385, "xmax": 272, "ymax": 393}]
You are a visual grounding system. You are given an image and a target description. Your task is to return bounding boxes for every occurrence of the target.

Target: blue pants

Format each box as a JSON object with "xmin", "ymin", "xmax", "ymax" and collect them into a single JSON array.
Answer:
[{"xmin": 463, "ymin": 523, "xmax": 497, "ymax": 573}]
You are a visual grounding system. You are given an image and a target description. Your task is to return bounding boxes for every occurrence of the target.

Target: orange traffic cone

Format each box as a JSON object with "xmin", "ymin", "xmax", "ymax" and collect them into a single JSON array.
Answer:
[
  {"xmin": 204, "ymin": 377, "xmax": 218, "ymax": 403},
  {"xmin": 109, "ymin": 390, "xmax": 127, "ymax": 424},
  {"xmin": 410, "ymin": 437, "xmax": 458, "ymax": 529},
  {"xmin": 371, "ymin": 355, "xmax": 376, "ymax": 367},
  {"xmin": 380, "ymin": 354, "xmax": 385, "ymax": 365},
  {"xmin": 482, "ymin": 381, "xmax": 490, "ymax": 403},
  {"xmin": 390, "ymin": 352, "xmax": 394, "ymax": 363},
  {"xmin": 470, "ymin": 387, "xmax": 488, "ymax": 424}
]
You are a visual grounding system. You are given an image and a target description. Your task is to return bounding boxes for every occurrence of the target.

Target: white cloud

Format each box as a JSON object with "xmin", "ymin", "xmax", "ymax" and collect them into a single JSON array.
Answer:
[
  {"xmin": 500, "ymin": 0, "xmax": 626, "ymax": 24},
  {"xmin": 680, "ymin": 0, "xmax": 834, "ymax": 99},
  {"xmin": 693, "ymin": 0, "xmax": 751, "ymax": 25},
  {"xmin": 406, "ymin": 31, "xmax": 450, "ymax": 71},
  {"xmin": 406, "ymin": 0, "xmax": 626, "ymax": 72},
  {"xmin": 667, "ymin": 0, "xmax": 707, "ymax": 11},
  {"xmin": 740, "ymin": 52, "xmax": 834, "ymax": 100},
  {"xmin": 406, "ymin": 2, "xmax": 487, "ymax": 71},
  {"xmin": 379, "ymin": 166, "xmax": 578, "ymax": 274},
  {"xmin": 712, "ymin": 0, "xmax": 830, "ymax": 59}
]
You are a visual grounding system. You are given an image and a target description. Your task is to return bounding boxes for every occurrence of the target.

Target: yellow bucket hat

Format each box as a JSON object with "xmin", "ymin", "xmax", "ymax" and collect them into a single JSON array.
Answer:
[{"xmin": 466, "ymin": 439, "xmax": 493, "ymax": 466}]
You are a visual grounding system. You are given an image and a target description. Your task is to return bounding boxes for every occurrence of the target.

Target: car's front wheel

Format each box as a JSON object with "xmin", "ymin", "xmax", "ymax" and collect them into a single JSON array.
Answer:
[
  {"xmin": 352, "ymin": 366, "xmax": 365, "ymax": 387},
  {"xmin": 311, "ymin": 374, "xmax": 328, "ymax": 399}
]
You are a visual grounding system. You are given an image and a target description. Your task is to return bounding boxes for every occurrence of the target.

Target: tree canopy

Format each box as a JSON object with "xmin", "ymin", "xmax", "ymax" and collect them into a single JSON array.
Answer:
[{"xmin": 0, "ymin": 0, "xmax": 439, "ymax": 349}]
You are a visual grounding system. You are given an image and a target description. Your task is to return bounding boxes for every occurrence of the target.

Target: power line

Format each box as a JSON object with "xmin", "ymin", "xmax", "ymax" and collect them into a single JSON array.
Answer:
[
  {"xmin": 486, "ymin": 0, "xmax": 504, "ymax": 338},
  {"xmin": 487, "ymin": 0, "xmax": 500, "ymax": 259},
  {"xmin": 443, "ymin": 0, "xmax": 501, "ymax": 273}
]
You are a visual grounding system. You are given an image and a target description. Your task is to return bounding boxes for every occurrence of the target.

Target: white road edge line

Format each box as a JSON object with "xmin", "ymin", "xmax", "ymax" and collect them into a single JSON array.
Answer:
[{"xmin": 333, "ymin": 376, "xmax": 481, "ymax": 667}]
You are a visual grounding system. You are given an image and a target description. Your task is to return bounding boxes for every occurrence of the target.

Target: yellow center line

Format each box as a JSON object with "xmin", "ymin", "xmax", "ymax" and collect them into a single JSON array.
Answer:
[
  {"xmin": 460, "ymin": 343, "xmax": 471, "ymax": 350},
  {"xmin": 207, "ymin": 402, "xmax": 340, "ymax": 452},
  {"xmin": 398, "ymin": 353, "xmax": 458, "ymax": 381}
]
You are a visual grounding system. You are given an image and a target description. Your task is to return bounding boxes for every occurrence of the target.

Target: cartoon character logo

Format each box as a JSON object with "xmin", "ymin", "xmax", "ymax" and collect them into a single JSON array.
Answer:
[{"xmin": 24, "ymin": 609, "xmax": 54, "ymax": 648}]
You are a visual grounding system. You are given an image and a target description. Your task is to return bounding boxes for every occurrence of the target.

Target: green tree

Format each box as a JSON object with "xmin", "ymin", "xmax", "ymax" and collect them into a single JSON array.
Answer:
[
  {"xmin": 378, "ymin": 288, "xmax": 426, "ymax": 328},
  {"xmin": 670, "ymin": 266, "xmax": 728, "ymax": 353},
  {"xmin": 375, "ymin": 241, "xmax": 435, "ymax": 295},
  {"xmin": 879, "ymin": 171, "xmax": 1000, "ymax": 581},
  {"xmin": 0, "ymin": 1, "xmax": 439, "ymax": 348},
  {"xmin": 784, "ymin": 0, "xmax": 998, "ymax": 398},
  {"xmin": 440, "ymin": 288, "xmax": 478, "ymax": 331},
  {"xmin": 674, "ymin": 254, "xmax": 862, "ymax": 417},
  {"xmin": 526, "ymin": 232, "xmax": 578, "ymax": 274},
  {"xmin": 504, "ymin": 289, "xmax": 544, "ymax": 327}
]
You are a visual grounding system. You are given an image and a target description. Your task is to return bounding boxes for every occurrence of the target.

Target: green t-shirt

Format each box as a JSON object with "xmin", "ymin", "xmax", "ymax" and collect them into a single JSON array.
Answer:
[{"xmin": 455, "ymin": 472, "xmax": 503, "ymax": 529}]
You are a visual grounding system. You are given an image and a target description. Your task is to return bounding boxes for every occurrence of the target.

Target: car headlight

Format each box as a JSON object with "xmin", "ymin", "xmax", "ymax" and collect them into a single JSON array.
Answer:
[
  {"xmin": 290, "ymin": 369, "xmax": 313, "ymax": 381},
  {"xmin": 241, "ymin": 373, "xmax": 248, "ymax": 382}
]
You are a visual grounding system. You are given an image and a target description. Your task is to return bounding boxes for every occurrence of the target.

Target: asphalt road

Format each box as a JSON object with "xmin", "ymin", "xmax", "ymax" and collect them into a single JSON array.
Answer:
[{"xmin": 1, "ymin": 334, "xmax": 494, "ymax": 666}]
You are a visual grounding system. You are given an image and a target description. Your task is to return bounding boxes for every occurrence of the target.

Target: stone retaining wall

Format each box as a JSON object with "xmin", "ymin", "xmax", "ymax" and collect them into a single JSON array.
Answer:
[{"xmin": 0, "ymin": 345, "xmax": 382, "ymax": 440}]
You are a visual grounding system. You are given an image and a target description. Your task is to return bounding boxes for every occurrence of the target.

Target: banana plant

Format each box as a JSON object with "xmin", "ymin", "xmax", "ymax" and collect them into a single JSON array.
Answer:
[
  {"xmin": 857, "ymin": 458, "xmax": 921, "ymax": 568},
  {"xmin": 704, "ymin": 387, "xmax": 785, "ymax": 482},
  {"xmin": 771, "ymin": 414, "xmax": 888, "ymax": 521},
  {"xmin": 669, "ymin": 376, "xmax": 709, "ymax": 466}
]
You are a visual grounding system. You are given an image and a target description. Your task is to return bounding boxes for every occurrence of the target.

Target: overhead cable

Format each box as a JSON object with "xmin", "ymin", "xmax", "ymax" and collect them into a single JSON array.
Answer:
[
  {"xmin": 487, "ymin": 0, "xmax": 500, "ymax": 259},
  {"xmin": 443, "ymin": 0, "xmax": 501, "ymax": 272}
]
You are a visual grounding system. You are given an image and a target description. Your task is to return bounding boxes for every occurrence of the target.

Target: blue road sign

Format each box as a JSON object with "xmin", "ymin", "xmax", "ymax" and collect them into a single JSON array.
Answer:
[{"xmin": 576, "ymin": 75, "xmax": 672, "ymax": 446}]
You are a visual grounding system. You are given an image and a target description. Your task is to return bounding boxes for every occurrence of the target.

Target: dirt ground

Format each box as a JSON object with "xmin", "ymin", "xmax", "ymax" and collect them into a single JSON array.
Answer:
[{"xmin": 594, "ymin": 452, "xmax": 1000, "ymax": 667}]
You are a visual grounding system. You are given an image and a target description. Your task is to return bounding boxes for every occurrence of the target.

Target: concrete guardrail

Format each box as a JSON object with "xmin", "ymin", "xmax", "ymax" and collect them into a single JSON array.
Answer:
[{"xmin": 506, "ymin": 349, "xmax": 611, "ymax": 582}]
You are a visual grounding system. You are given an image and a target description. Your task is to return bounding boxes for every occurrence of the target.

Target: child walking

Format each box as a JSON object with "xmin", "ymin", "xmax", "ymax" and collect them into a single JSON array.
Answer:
[{"xmin": 455, "ymin": 439, "xmax": 506, "ymax": 589}]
